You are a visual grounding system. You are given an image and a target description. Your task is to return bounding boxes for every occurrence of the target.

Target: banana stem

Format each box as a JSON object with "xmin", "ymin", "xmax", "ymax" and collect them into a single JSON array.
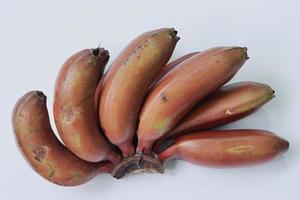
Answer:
[{"xmin": 111, "ymin": 154, "xmax": 164, "ymax": 179}]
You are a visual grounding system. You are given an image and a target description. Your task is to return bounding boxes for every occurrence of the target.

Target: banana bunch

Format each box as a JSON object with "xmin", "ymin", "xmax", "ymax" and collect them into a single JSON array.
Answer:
[{"xmin": 12, "ymin": 28, "xmax": 289, "ymax": 186}]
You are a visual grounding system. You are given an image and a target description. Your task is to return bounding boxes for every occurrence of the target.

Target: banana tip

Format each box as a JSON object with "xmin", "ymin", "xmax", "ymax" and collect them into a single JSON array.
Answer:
[
  {"xmin": 35, "ymin": 91, "xmax": 47, "ymax": 103},
  {"xmin": 92, "ymin": 46, "xmax": 108, "ymax": 58},
  {"xmin": 242, "ymin": 47, "xmax": 249, "ymax": 60},
  {"xmin": 168, "ymin": 28, "xmax": 180, "ymax": 41},
  {"xmin": 281, "ymin": 139, "xmax": 290, "ymax": 152},
  {"xmin": 169, "ymin": 28, "xmax": 177, "ymax": 35}
]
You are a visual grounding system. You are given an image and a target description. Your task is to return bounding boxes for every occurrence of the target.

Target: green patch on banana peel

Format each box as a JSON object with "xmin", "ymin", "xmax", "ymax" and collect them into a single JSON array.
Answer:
[
  {"xmin": 153, "ymin": 118, "xmax": 171, "ymax": 133},
  {"xmin": 42, "ymin": 159, "xmax": 56, "ymax": 181},
  {"xmin": 73, "ymin": 134, "xmax": 81, "ymax": 148},
  {"xmin": 227, "ymin": 145, "xmax": 255, "ymax": 154},
  {"xmin": 70, "ymin": 171, "xmax": 83, "ymax": 184},
  {"xmin": 226, "ymin": 91, "xmax": 275, "ymax": 115}
]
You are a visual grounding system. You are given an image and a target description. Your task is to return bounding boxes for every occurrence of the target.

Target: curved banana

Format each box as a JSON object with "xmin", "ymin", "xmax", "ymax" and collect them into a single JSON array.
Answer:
[
  {"xmin": 99, "ymin": 28, "xmax": 179, "ymax": 156},
  {"xmin": 54, "ymin": 48, "xmax": 120, "ymax": 163},
  {"xmin": 137, "ymin": 47, "xmax": 248, "ymax": 153}
]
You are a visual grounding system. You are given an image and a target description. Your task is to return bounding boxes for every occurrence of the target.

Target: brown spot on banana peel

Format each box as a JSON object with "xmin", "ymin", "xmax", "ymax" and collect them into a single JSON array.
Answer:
[
  {"xmin": 158, "ymin": 130, "xmax": 289, "ymax": 167},
  {"xmin": 160, "ymin": 92, "xmax": 168, "ymax": 103},
  {"xmin": 53, "ymin": 48, "xmax": 121, "ymax": 163},
  {"xmin": 137, "ymin": 47, "xmax": 248, "ymax": 154},
  {"xmin": 62, "ymin": 107, "xmax": 75, "ymax": 122},
  {"xmin": 99, "ymin": 28, "xmax": 179, "ymax": 157},
  {"xmin": 153, "ymin": 81, "xmax": 275, "ymax": 153},
  {"xmin": 61, "ymin": 94, "xmax": 92, "ymax": 123},
  {"xmin": 12, "ymin": 91, "xmax": 113, "ymax": 186},
  {"xmin": 32, "ymin": 145, "xmax": 48, "ymax": 162}
]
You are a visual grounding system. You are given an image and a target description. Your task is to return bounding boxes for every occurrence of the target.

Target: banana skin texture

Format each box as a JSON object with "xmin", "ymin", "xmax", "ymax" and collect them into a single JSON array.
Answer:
[
  {"xmin": 12, "ymin": 91, "xmax": 113, "ymax": 186},
  {"xmin": 150, "ymin": 51, "xmax": 199, "ymax": 89},
  {"xmin": 158, "ymin": 130, "xmax": 289, "ymax": 167}
]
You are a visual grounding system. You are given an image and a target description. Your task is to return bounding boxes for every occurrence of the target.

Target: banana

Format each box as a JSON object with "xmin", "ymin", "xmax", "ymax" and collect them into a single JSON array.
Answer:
[
  {"xmin": 137, "ymin": 47, "xmax": 248, "ymax": 153},
  {"xmin": 12, "ymin": 91, "xmax": 113, "ymax": 186},
  {"xmin": 99, "ymin": 28, "xmax": 179, "ymax": 156},
  {"xmin": 158, "ymin": 130, "xmax": 289, "ymax": 167},
  {"xmin": 54, "ymin": 48, "xmax": 121, "ymax": 163},
  {"xmin": 154, "ymin": 81, "xmax": 275, "ymax": 151}
]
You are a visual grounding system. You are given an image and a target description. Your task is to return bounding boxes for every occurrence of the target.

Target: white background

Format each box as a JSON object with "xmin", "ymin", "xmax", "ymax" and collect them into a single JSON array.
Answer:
[{"xmin": 0, "ymin": 0, "xmax": 299, "ymax": 199}]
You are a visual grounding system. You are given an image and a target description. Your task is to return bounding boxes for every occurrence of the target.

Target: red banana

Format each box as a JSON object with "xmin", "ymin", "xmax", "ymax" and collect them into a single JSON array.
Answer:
[
  {"xmin": 12, "ymin": 91, "xmax": 112, "ymax": 186},
  {"xmin": 137, "ymin": 47, "xmax": 248, "ymax": 154},
  {"xmin": 53, "ymin": 48, "xmax": 120, "ymax": 163},
  {"xmin": 158, "ymin": 130, "xmax": 289, "ymax": 167},
  {"xmin": 99, "ymin": 28, "xmax": 179, "ymax": 156}
]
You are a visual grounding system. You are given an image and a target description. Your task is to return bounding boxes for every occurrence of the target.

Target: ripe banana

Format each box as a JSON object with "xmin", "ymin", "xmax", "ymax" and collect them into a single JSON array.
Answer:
[
  {"xmin": 53, "ymin": 48, "xmax": 120, "ymax": 163},
  {"xmin": 158, "ymin": 130, "xmax": 289, "ymax": 167},
  {"xmin": 99, "ymin": 28, "xmax": 179, "ymax": 156},
  {"xmin": 137, "ymin": 47, "xmax": 248, "ymax": 153},
  {"xmin": 12, "ymin": 91, "xmax": 113, "ymax": 186}
]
